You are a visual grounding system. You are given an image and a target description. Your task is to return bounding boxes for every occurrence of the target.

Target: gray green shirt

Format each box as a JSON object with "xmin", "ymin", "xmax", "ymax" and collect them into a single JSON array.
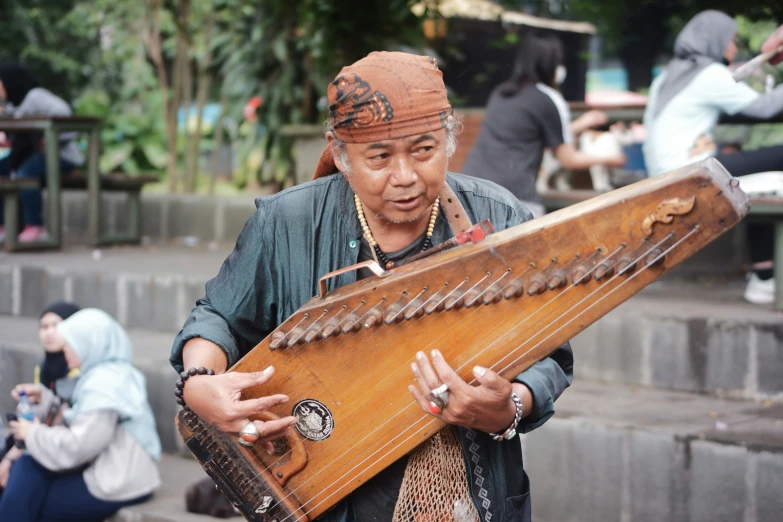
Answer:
[{"xmin": 170, "ymin": 172, "xmax": 573, "ymax": 522}]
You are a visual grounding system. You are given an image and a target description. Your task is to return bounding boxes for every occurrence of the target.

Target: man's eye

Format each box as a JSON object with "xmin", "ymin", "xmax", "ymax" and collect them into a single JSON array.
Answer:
[
  {"xmin": 417, "ymin": 146, "xmax": 434, "ymax": 153},
  {"xmin": 371, "ymin": 153, "xmax": 389, "ymax": 160}
]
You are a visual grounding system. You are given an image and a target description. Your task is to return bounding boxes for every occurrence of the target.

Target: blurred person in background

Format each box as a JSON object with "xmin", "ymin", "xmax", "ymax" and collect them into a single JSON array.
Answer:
[
  {"xmin": 1, "ymin": 301, "xmax": 81, "ymax": 491},
  {"xmin": 0, "ymin": 309, "xmax": 161, "ymax": 521},
  {"xmin": 463, "ymin": 33, "xmax": 626, "ymax": 217},
  {"xmin": 0, "ymin": 64, "xmax": 83, "ymax": 244},
  {"xmin": 642, "ymin": 10, "xmax": 783, "ymax": 305}
]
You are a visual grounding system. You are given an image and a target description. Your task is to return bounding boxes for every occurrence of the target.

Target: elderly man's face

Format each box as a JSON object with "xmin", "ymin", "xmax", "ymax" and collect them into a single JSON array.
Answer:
[{"xmin": 336, "ymin": 129, "xmax": 448, "ymax": 225}]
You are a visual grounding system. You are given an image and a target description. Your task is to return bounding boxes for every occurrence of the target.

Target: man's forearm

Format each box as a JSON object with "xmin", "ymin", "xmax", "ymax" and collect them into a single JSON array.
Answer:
[{"xmin": 182, "ymin": 337, "xmax": 230, "ymax": 373}]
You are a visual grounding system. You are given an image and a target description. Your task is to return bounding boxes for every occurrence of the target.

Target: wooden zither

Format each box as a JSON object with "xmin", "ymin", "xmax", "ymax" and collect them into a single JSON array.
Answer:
[{"xmin": 177, "ymin": 158, "xmax": 749, "ymax": 522}]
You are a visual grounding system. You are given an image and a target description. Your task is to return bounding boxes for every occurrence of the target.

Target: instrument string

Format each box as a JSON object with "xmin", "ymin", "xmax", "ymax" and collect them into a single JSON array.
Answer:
[
  {"xmin": 492, "ymin": 227, "xmax": 700, "ymax": 378},
  {"xmin": 277, "ymin": 227, "xmax": 695, "ymax": 521},
  {"xmin": 234, "ymin": 227, "xmax": 695, "ymax": 517},
  {"xmin": 236, "ymin": 234, "xmax": 660, "ymax": 509},
  {"xmin": 235, "ymin": 272, "xmax": 520, "ymax": 494}
]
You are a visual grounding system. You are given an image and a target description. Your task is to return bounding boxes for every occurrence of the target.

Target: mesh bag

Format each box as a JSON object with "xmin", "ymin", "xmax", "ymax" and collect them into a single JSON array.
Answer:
[{"xmin": 392, "ymin": 425, "xmax": 479, "ymax": 522}]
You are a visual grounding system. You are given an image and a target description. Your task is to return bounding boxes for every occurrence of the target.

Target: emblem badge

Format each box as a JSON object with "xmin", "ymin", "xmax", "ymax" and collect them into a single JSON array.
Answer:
[{"xmin": 293, "ymin": 399, "xmax": 334, "ymax": 441}]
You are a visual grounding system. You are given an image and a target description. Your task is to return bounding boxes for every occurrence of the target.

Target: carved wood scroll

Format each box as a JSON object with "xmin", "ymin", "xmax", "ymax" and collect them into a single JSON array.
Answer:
[{"xmin": 642, "ymin": 196, "xmax": 696, "ymax": 236}]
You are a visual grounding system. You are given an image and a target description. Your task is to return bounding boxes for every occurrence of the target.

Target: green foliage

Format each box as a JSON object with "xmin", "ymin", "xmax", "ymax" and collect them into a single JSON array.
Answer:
[
  {"xmin": 0, "ymin": 0, "xmax": 96, "ymax": 100},
  {"xmin": 213, "ymin": 0, "xmax": 428, "ymax": 187},
  {"xmin": 74, "ymin": 86, "xmax": 168, "ymax": 175},
  {"xmin": 4, "ymin": 0, "xmax": 429, "ymax": 189}
]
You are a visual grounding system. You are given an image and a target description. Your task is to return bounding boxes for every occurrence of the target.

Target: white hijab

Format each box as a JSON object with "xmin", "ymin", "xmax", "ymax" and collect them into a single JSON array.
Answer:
[{"xmin": 57, "ymin": 309, "xmax": 161, "ymax": 461}]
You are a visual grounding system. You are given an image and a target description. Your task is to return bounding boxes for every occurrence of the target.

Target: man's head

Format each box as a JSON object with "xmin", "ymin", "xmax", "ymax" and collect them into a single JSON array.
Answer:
[{"xmin": 317, "ymin": 51, "xmax": 458, "ymax": 225}]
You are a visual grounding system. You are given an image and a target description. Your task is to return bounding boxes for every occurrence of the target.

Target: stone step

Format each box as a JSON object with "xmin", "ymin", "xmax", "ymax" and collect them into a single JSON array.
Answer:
[
  {"xmin": 55, "ymin": 190, "xmax": 752, "ymax": 278},
  {"xmin": 1, "ymin": 243, "xmax": 781, "ymax": 397},
  {"xmin": 10, "ymin": 379, "xmax": 778, "ymax": 522},
  {"xmin": 107, "ymin": 454, "xmax": 212, "ymax": 522},
  {"xmin": 572, "ymin": 278, "xmax": 783, "ymax": 401},
  {"xmin": 58, "ymin": 190, "xmax": 263, "ymax": 245},
  {"xmin": 3, "ymin": 313, "xmax": 781, "ymax": 521},
  {"xmin": 0, "ymin": 244, "xmax": 230, "ymax": 333},
  {"xmin": 522, "ymin": 380, "xmax": 783, "ymax": 522}
]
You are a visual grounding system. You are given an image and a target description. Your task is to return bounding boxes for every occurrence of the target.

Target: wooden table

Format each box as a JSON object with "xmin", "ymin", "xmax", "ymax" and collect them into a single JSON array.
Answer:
[
  {"xmin": 0, "ymin": 116, "xmax": 101, "ymax": 250},
  {"xmin": 569, "ymin": 102, "xmax": 645, "ymax": 125}
]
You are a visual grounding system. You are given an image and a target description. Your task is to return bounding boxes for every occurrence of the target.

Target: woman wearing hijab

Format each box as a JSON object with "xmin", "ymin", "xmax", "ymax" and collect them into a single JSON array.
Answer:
[
  {"xmin": 0, "ymin": 301, "xmax": 81, "ymax": 488},
  {"xmin": 643, "ymin": 10, "xmax": 783, "ymax": 176},
  {"xmin": 464, "ymin": 33, "xmax": 626, "ymax": 217},
  {"xmin": 0, "ymin": 64, "xmax": 84, "ymax": 243},
  {"xmin": 0, "ymin": 309, "xmax": 161, "ymax": 521},
  {"xmin": 36, "ymin": 301, "xmax": 82, "ymax": 394},
  {"xmin": 643, "ymin": 11, "xmax": 783, "ymax": 305}
]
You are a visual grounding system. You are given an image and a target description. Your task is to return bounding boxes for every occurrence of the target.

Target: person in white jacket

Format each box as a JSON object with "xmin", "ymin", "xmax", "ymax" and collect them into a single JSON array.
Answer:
[
  {"xmin": 0, "ymin": 64, "xmax": 84, "ymax": 244},
  {"xmin": 0, "ymin": 309, "xmax": 161, "ymax": 521},
  {"xmin": 643, "ymin": 11, "xmax": 783, "ymax": 305}
]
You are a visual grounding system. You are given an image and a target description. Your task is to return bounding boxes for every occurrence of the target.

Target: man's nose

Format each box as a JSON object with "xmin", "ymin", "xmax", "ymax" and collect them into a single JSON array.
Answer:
[{"xmin": 390, "ymin": 155, "xmax": 418, "ymax": 186}]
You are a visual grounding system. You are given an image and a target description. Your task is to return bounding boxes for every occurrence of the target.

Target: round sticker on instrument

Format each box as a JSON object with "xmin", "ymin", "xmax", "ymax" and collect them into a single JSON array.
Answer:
[{"xmin": 292, "ymin": 399, "xmax": 334, "ymax": 441}]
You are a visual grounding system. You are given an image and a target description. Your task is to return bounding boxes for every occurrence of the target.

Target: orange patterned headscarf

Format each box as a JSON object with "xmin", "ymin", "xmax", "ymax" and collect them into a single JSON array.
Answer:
[{"xmin": 313, "ymin": 51, "xmax": 453, "ymax": 180}]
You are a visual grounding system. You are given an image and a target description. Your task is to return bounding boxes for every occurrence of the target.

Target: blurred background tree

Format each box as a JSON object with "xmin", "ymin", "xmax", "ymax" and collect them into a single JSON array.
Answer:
[
  {"xmin": 1, "ymin": 0, "xmax": 780, "ymax": 192},
  {"xmin": 522, "ymin": 0, "xmax": 782, "ymax": 91}
]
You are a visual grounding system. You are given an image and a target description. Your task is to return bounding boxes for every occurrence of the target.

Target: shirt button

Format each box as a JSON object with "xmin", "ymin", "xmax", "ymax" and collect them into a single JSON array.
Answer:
[{"xmin": 349, "ymin": 240, "xmax": 358, "ymax": 248}]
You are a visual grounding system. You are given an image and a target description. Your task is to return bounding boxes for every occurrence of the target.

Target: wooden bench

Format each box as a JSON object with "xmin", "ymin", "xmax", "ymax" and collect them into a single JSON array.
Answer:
[
  {"xmin": 541, "ymin": 189, "xmax": 783, "ymax": 310},
  {"xmin": 0, "ymin": 178, "xmax": 41, "ymax": 252},
  {"xmin": 62, "ymin": 172, "xmax": 158, "ymax": 246}
]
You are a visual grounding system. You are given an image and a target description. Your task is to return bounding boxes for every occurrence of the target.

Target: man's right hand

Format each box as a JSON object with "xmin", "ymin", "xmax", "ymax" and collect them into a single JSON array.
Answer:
[
  {"xmin": 182, "ymin": 366, "xmax": 298, "ymax": 443},
  {"xmin": 11, "ymin": 383, "xmax": 42, "ymax": 404}
]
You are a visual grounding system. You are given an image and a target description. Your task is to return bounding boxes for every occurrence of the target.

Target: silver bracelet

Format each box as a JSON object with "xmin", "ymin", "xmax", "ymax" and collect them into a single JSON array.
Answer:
[{"xmin": 490, "ymin": 392, "xmax": 522, "ymax": 441}]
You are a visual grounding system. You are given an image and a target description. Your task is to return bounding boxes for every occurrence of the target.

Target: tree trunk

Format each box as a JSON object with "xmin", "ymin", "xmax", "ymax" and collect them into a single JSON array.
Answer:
[
  {"xmin": 141, "ymin": 0, "xmax": 177, "ymax": 189},
  {"xmin": 185, "ymin": 12, "xmax": 215, "ymax": 193},
  {"xmin": 173, "ymin": 0, "xmax": 192, "ymax": 193},
  {"xmin": 167, "ymin": 37, "xmax": 185, "ymax": 193},
  {"xmin": 208, "ymin": 96, "xmax": 228, "ymax": 196},
  {"xmin": 181, "ymin": 56, "xmax": 193, "ymax": 191}
]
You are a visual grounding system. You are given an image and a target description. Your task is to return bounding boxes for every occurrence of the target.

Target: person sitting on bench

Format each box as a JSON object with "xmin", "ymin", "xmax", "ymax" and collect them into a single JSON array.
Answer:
[{"xmin": 0, "ymin": 64, "xmax": 83, "ymax": 244}]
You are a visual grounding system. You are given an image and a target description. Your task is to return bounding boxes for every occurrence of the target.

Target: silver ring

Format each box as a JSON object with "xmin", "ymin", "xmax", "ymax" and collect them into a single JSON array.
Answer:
[
  {"xmin": 429, "ymin": 383, "xmax": 450, "ymax": 408},
  {"xmin": 237, "ymin": 421, "xmax": 260, "ymax": 448}
]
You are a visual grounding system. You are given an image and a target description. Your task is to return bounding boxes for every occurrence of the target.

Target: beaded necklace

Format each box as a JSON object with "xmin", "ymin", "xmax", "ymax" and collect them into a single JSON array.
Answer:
[{"xmin": 354, "ymin": 194, "xmax": 440, "ymax": 270}]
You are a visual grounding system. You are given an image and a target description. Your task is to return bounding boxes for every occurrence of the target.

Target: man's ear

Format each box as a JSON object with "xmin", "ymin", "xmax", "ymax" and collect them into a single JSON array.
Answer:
[{"xmin": 326, "ymin": 132, "xmax": 347, "ymax": 175}]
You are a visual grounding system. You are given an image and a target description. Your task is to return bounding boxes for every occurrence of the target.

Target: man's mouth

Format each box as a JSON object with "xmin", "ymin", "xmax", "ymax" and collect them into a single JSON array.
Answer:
[{"xmin": 389, "ymin": 194, "xmax": 422, "ymax": 210}]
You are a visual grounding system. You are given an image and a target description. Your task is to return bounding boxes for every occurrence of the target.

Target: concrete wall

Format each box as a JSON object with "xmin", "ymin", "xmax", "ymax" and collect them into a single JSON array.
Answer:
[
  {"xmin": 523, "ymin": 418, "xmax": 783, "ymax": 522},
  {"xmin": 59, "ymin": 191, "xmax": 262, "ymax": 244}
]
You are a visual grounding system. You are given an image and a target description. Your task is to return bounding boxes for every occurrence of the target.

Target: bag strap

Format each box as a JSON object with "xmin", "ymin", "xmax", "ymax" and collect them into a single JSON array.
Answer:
[{"xmin": 439, "ymin": 184, "xmax": 473, "ymax": 234}]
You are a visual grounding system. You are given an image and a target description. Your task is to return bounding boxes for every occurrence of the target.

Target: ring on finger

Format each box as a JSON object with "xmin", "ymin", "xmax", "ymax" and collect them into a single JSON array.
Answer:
[
  {"xmin": 429, "ymin": 383, "xmax": 450, "ymax": 408},
  {"xmin": 428, "ymin": 396, "xmax": 446, "ymax": 415},
  {"xmin": 237, "ymin": 421, "xmax": 260, "ymax": 448}
]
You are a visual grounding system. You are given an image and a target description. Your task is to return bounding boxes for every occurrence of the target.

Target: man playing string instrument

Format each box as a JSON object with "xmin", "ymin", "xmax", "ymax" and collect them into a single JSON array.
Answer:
[{"xmin": 170, "ymin": 51, "xmax": 573, "ymax": 522}]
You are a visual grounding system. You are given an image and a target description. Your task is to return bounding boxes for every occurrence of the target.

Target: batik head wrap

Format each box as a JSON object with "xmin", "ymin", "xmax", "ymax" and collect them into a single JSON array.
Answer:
[{"xmin": 313, "ymin": 51, "xmax": 453, "ymax": 179}]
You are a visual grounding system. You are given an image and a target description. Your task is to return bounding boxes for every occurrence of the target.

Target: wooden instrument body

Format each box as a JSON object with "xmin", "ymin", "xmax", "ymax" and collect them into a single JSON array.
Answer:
[{"xmin": 177, "ymin": 158, "xmax": 749, "ymax": 521}]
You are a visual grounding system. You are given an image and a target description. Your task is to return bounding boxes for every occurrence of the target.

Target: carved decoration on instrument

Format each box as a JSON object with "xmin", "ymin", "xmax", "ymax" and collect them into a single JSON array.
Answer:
[{"xmin": 641, "ymin": 196, "xmax": 696, "ymax": 236}]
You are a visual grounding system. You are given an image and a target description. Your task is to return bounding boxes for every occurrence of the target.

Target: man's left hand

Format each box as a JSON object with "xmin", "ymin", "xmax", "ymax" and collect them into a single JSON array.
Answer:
[
  {"xmin": 409, "ymin": 349, "xmax": 529, "ymax": 434},
  {"xmin": 9, "ymin": 417, "xmax": 38, "ymax": 441}
]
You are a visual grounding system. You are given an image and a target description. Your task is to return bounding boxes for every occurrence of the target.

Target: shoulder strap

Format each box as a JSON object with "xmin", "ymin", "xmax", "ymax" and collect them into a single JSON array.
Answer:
[{"xmin": 439, "ymin": 184, "xmax": 473, "ymax": 234}]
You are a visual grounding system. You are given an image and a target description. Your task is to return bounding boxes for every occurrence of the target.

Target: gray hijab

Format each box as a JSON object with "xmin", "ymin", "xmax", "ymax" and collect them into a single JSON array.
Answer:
[{"xmin": 653, "ymin": 10, "xmax": 737, "ymax": 118}]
